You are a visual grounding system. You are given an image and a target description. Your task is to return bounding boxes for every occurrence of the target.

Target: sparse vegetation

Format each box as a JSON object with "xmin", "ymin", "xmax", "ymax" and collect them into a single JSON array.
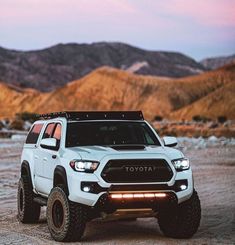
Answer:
[
  {"xmin": 208, "ymin": 122, "xmax": 218, "ymax": 129},
  {"xmin": 9, "ymin": 119, "xmax": 24, "ymax": 130},
  {"xmin": 217, "ymin": 116, "xmax": 227, "ymax": 124},
  {"xmin": 16, "ymin": 112, "xmax": 37, "ymax": 123},
  {"xmin": 154, "ymin": 115, "xmax": 163, "ymax": 121},
  {"xmin": 192, "ymin": 115, "xmax": 211, "ymax": 123},
  {"xmin": 0, "ymin": 121, "xmax": 4, "ymax": 130}
]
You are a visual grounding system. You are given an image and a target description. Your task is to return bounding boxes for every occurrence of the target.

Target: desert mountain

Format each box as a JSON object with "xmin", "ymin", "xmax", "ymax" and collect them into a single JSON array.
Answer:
[
  {"xmin": 0, "ymin": 64, "xmax": 234, "ymax": 120},
  {"xmin": 0, "ymin": 82, "xmax": 43, "ymax": 118},
  {"xmin": 171, "ymin": 65, "xmax": 235, "ymax": 120},
  {"xmin": 35, "ymin": 65, "xmax": 235, "ymax": 120},
  {"xmin": 200, "ymin": 54, "xmax": 235, "ymax": 70},
  {"xmin": 0, "ymin": 42, "xmax": 205, "ymax": 91},
  {"xmin": 171, "ymin": 81, "xmax": 235, "ymax": 120}
]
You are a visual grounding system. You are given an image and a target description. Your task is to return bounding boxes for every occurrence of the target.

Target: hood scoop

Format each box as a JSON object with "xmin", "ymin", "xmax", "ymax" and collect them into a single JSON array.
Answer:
[{"xmin": 110, "ymin": 145, "xmax": 146, "ymax": 151}]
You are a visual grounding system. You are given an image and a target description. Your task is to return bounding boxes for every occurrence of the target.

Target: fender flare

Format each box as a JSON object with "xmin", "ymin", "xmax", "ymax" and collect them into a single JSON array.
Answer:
[
  {"xmin": 21, "ymin": 160, "xmax": 33, "ymax": 187},
  {"xmin": 53, "ymin": 166, "xmax": 69, "ymax": 196}
]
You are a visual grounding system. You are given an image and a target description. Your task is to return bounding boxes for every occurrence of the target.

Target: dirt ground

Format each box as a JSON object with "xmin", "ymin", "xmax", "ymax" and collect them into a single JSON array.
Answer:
[{"xmin": 0, "ymin": 138, "xmax": 234, "ymax": 245}]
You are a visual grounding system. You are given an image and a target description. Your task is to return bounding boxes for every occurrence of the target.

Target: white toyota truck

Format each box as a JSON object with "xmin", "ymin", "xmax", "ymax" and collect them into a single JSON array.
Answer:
[{"xmin": 17, "ymin": 111, "xmax": 201, "ymax": 242}]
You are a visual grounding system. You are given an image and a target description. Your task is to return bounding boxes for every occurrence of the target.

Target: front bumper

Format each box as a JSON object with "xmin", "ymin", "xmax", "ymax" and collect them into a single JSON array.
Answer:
[
  {"xmin": 94, "ymin": 191, "xmax": 178, "ymax": 212},
  {"xmin": 67, "ymin": 153, "xmax": 193, "ymax": 207},
  {"xmin": 67, "ymin": 168, "xmax": 194, "ymax": 207}
]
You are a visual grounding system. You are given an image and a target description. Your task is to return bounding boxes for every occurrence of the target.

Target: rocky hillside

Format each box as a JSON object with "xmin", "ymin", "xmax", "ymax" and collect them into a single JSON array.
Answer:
[
  {"xmin": 171, "ymin": 82, "xmax": 235, "ymax": 120},
  {"xmin": 0, "ymin": 42, "xmax": 205, "ymax": 91},
  {"xmin": 0, "ymin": 82, "xmax": 42, "ymax": 118},
  {"xmin": 0, "ymin": 64, "xmax": 234, "ymax": 120},
  {"xmin": 200, "ymin": 54, "xmax": 235, "ymax": 70}
]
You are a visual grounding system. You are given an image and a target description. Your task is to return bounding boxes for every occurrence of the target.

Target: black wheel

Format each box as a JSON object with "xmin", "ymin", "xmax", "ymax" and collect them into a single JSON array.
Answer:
[
  {"xmin": 47, "ymin": 187, "xmax": 87, "ymax": 242},
  {"xmin": 158, "ymin": 190, "xmax": 201, "ymax": 238},
  {"xmin": 17, "ymin": 177, "xmax": 41, "ymax": 223}
]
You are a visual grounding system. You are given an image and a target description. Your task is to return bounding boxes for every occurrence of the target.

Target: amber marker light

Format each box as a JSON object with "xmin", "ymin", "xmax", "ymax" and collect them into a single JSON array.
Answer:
[
  {"xmin": 133, "ymin": 193, "xmax": 144, "ymax": 198},
  {"xmin": 122, "ymin": 194, "xmax": 134, "ymax": 198},
  {"xmin": 144, "ymin": 193, "xmax": 155, "ymax": 198},
  {"xmin": 154, "ymin": 193, "xmax": 166, "ymax": 197},
  {"xmin": 111, "ymin": 194, "xmax": 123, "ymax": 199},
  {"xmin": 110, "ymin": 192, "xmax": 167, "ymax": 199}
]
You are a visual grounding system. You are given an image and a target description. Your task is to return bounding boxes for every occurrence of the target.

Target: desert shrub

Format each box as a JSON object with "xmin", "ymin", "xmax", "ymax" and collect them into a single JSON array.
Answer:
[
  {"xmin": 3, "ymin": 118, "xmax": 10, "ymax": 125},
  {"xmin": 16, "ymin": 112, "xmax": 37, "ymax": 122},
  {"xmin": 192, "ymin": 115, "xmax": 211, "ymax": 123},
  {"xmin": 208, "ymin": 122, "xmax": 219, "ymax": 128},
  {"xmin": 192, "ymin": 115, "xmax": 201, "ymax": 122},
  {"xmin": 154, "ymin": 115, "xmax": 163, "ymax": 121},
  {"xmin": 0, "ymin": 120, "xmax": 4, "ymax": 130},
  {"xmin": 217, "ymin": 116, "xmax": 227, "ymax": 124},
  {"xmin": 9, "ymin": 119, "xmax": 24, "ymax": 130}
]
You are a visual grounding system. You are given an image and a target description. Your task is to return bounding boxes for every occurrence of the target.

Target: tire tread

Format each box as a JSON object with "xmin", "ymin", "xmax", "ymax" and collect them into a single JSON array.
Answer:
[
  {"xmin": 47, "ymin": 187, "xmax": 87, "ymax": 242},
  {"xmin": 17, "ymin": 177, "xmax": 41, "ymax": 223},
  {"xmin": 158, "ymin": 190, "xmax": 201, "ymax": 238}
]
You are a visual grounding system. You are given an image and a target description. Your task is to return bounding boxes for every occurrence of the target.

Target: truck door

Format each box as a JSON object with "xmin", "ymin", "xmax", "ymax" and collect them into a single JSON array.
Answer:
[
  {"xmin": 34, "ymin": 122, "xmax": 58, "ymax": 194},
  {"xmin": 43, "ymin": 123, "xmax": 62, "ymax": 193}
]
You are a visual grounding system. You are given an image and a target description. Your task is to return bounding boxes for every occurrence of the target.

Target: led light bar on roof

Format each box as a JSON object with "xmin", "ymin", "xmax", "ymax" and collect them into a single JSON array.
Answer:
[{"xmin": 37, "ymin": 111, "xmax": 144, "ymax": 121}]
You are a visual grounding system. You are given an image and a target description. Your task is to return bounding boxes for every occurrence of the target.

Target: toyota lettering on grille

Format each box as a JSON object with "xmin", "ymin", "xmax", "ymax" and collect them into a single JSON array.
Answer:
[{"xmin": 124, "ymin": 166, "xmax": 157, "ymax": 172}]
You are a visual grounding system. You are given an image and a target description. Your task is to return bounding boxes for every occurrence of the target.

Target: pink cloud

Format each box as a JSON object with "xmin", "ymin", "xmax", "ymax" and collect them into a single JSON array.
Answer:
[
  {"xmin": 1, "ymin": 0, "xmax": 234, "ymax": 28},
  {"xmin": 0, "ymin": 0, "xmax": 178, "ymax": 33},
  {"xmin": 0, "ymin": 0, "xmax": 137, "ymax": 23},
  {"xmin": 161, "ymin": 0, "xmax": 235, "ymax": 27}
]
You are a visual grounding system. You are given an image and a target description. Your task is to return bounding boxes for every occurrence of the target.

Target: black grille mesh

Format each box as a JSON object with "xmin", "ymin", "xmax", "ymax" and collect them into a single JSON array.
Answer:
[{"xmin": 101, "ymin": 159, "xmax": 173, "ymax": 183}]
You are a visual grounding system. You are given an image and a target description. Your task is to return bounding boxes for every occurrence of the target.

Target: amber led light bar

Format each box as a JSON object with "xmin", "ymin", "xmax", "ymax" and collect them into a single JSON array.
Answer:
[{"xmin": 110, "ymin": 193, "xmax": 166, "ymax": 199}]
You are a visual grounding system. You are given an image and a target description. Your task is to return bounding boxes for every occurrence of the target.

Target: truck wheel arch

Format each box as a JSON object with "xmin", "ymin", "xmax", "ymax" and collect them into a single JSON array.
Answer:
[
  {"xmin": 53, "ymin": 166, "xmax": 69, "ymax": 196},
  {"xmin": 21, "ymin": 161, "xmax": 33, "ymax": 187}
]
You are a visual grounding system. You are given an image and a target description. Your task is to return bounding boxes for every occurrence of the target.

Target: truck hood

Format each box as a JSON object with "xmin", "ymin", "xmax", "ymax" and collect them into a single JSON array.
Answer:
[{"xmin": 68, "ymin": 145, "xmax": 184, "ymax": 162}]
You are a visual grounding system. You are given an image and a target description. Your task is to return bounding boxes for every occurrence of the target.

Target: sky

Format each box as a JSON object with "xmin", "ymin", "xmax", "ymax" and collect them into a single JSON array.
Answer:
[{"xmin": 0, "ymin": 0, "xmax": 235, "ymax": 60}]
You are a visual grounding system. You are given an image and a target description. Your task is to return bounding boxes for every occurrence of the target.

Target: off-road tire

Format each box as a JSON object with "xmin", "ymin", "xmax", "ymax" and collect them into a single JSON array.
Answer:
[
  {"xmin": 158, "ymin": 190, "xmax": 201, "ymax": 238},
  {"xmin": 47, "ymin": 187, "xmax": 87, "ymax": 242},
  {"xmin": 17, "ymin": 177, "xmax": 41, "ymax": 223}
]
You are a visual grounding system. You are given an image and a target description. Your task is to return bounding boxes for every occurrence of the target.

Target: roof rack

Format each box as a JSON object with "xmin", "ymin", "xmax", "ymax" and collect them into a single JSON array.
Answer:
[{"xmin": 37, "ymin": 111, "xmax": 144, "ymax": 121}]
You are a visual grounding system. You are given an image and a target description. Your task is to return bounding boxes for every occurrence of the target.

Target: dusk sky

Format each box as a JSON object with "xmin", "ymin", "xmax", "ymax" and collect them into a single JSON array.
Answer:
[{"xmin": 0, "ymin": 0, "xmax": 235, "ymax": 60}]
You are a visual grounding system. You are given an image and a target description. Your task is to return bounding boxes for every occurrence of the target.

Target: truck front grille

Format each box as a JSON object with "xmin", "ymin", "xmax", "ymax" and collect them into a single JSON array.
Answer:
[{"xmin": 101, "ymin": 159, "xmax": 173, "ymax": 183}]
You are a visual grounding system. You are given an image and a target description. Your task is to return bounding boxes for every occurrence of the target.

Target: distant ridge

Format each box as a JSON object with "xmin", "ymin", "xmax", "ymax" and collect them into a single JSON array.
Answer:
[
  {"xmin": 0, "ymin": 42, "xmax": 205, "ymax": 91},
  {"xmin": 200, "ymin": 54, "xmax": 235, "ymax": 70},
  {"xmin": 0, "ymin": 64, "xmax": 234, "ymax": 120}
]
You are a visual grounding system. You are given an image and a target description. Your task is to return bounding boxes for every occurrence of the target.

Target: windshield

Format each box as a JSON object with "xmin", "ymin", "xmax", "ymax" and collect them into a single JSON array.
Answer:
[{"xmin": 66, "ymin": 121, "xmax": 160, "ymax": 147}]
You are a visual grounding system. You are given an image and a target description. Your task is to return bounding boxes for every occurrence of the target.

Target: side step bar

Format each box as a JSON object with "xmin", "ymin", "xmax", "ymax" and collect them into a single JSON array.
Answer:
[{"xmin": 33, "ymin": 196, "xmax": 47, "ymax": 206}]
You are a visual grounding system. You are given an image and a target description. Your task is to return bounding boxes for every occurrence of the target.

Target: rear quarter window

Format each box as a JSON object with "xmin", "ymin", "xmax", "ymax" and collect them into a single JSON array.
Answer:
[{"xmin": 25, "ymin": 123, "xmax": 44, "ymax": 144}]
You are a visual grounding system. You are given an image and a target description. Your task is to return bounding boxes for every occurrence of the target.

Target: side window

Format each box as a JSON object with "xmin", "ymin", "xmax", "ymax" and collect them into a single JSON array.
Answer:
[
  {"xmin": 53, "ymin": 124, "xmax": 62, "ymax": 149},
  {"xmin": 53, "ymin": 124, "xmax": 62, "ymax": 141},
  {"xmin": 26, "ymin": 123, "xmax": 44, "ymax": 144},
  {"xmin": 42, "ymin": 123, "xmax": 55, "ymax": 139},
  {"xmin": 41, "ymin": 123, "xmax": 62, "ymax": 150}
]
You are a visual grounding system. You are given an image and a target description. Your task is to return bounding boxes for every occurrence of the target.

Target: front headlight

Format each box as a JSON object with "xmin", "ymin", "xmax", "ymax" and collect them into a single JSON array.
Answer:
[
  {"xmin": 69, "ymin": 160, "xmax": 99, "ymax": 172},
  {"xmin": 172, "ymin": 158, "xmax": 190, "ymax": 171}
]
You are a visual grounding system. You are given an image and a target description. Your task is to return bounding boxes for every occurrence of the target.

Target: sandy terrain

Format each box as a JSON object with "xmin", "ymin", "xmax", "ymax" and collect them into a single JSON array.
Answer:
[{"xmin": 0, "ymin": 138, "xmax": 235, "ymax": 245}]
